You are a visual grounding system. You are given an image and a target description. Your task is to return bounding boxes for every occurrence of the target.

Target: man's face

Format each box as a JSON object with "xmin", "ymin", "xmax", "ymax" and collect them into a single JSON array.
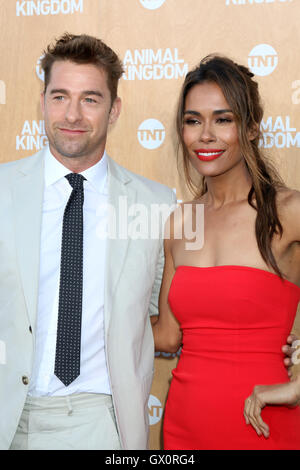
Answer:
[{"xmin": 41, "ymin": 60, "xmax": 121, "ymax": 168}]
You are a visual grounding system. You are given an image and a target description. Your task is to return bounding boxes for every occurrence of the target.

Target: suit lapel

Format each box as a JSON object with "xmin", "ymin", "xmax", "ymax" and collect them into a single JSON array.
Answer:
[
  {"xmin": 11, "ymin": 151, "xmax": 44, "ymax": 330},
  {"xmin": 104, "ymin": 157, "xmax": 136, "ymax": 332}
]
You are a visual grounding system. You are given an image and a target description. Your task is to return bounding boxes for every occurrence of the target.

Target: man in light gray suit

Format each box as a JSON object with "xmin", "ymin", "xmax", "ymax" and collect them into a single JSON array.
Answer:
[{"xmin": 0, "ymin": 33, "xmax": 176, "ymax": 450}]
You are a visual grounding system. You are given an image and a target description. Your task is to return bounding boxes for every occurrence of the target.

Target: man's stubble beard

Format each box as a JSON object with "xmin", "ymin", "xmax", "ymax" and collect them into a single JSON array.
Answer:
[{"xmin": 48, "ymin": 128, "xmax": 104, "ymax": 160}]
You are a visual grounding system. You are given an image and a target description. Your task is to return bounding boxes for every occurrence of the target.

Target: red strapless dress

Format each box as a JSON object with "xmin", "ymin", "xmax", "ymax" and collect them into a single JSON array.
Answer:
[{"xmin": 163, "ymin": 265, "xmax": 300, "ymax": 450}]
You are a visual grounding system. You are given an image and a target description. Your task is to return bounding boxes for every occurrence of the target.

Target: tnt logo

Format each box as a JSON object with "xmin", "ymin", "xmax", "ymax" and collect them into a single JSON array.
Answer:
[
  {"xmin": 36, "ymin": 55, "xmax": 45, "ymax": 82},
  {"xmin": 148, "ymin": 394, "xmax": 163, "ymax": 425},
  {"xmin": 139, "ymin": 0, "xmax": 166, "ymax": 9},
  {"xmin": 138, "ymin": 119, "xmax": 165, "ymax": 149},
  {"xmin": 0, "ymin": 80, "xmax": 5, "ymax": 104},
  {"xmin": 248, "ymin": 44, "xmax": 278, "ymax": 76}
]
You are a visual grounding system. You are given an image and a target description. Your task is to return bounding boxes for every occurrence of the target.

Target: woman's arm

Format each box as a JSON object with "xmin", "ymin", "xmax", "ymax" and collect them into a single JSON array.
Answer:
[
  {"xmin": 151, "ymin": 236, "xmax": 182, "ymax": 353},
  {"xmin": 243, "ymin": 376, "xmax": 300, "ymax": 438}
]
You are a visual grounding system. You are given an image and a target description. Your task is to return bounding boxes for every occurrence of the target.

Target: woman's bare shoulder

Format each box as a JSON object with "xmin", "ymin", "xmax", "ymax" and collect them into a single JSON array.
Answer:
[
  {"xmin": 277, "ymin": 187, "xmax": 300, "ymax": 212},
  {"xmin": 276, "ymin": 187, "xmax": 300, "ymax": 241}
]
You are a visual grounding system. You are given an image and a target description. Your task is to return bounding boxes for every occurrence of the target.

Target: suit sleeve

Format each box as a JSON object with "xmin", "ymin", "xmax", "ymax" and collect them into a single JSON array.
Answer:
[{"xmin": 148, "ymin": 240, "xmax": 165, "ymax": 317}]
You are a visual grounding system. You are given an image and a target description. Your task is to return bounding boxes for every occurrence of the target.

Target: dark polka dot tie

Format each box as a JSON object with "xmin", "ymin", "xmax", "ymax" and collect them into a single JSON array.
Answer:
[{"xmin": 54, "ymin": 173, "xmax": 85, "ymax": 386}]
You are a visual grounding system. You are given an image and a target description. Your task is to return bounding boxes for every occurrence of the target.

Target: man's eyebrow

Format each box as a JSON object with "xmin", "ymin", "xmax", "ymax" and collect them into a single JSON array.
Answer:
[
  {"xmin": 49, "ymin": 88, "xmax": 68, "ymax": 95},
  {"xmin": 49, "ymin": 89, "xmax": 104, "ymax": 97},
  {"xmin": 183, "ymin": 109, "xmax": 233, "ymax": 116},
  {"xmin": 81, "ymin": 90, "xmax": 104, "ymax": 98}
]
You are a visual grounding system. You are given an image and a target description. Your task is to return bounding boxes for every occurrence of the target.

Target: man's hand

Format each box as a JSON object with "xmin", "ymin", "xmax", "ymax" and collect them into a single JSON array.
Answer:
[
  {"xmin": 244, "ymin": 379, "xmax": 300, "ymax": 438},
  {"xmin": 282, "ymin": 334, "xmax": 299, "ymax": 377}
]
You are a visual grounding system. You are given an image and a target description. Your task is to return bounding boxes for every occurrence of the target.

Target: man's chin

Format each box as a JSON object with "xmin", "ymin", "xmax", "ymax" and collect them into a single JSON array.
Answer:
[
  {"xmin": 59, "ymin": 153, "xmax": 85, "ymax": 159},
  {"xmin": 50, "ymin": 143, "xmax": 88, "ymax": 160}
]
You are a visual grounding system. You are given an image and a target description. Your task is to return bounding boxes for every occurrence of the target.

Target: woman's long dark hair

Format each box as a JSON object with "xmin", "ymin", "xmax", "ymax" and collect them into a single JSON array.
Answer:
[{"xmin": 176, "ymin": 54, "xmax": 285, "ymax": 277}]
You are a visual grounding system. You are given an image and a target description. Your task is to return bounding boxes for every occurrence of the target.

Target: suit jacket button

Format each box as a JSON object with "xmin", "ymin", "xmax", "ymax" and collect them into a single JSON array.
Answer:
[
  {"xmin": 29, "ymin": 326, "xmax": 32, "ymax": 333},
  {"xmin": 22, "ymin": 376, "xmax": 29, "ymax": 385}
]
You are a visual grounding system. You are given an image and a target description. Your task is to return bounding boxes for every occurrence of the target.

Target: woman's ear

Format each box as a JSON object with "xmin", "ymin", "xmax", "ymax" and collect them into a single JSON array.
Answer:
[{"xmin": 247, "ymin": 123, "xmax": 259, "ymax": 141}]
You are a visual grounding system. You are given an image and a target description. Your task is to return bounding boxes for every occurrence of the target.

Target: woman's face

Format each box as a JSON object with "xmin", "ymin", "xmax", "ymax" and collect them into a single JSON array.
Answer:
[{"xmin": 182, "ymin": 81, "xmax": 244, "ymax": 178}]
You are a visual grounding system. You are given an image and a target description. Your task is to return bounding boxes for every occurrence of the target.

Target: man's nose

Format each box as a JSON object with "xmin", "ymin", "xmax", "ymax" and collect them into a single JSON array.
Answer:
[{"xmin": 65, "ymin": 99, "xmax": 82, "ymax": 123}]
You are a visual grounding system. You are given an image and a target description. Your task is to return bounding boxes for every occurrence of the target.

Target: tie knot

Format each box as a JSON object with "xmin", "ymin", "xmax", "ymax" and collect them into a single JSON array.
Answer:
[{"xmin": 65, "ymin": 173, "xmax": 85, "ymax": 190}]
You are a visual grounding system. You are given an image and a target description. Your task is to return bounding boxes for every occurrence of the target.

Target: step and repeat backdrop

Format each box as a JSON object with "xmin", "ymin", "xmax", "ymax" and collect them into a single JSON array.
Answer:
[{"xmin": 0, "ymin": 0, "xmax": 300, "ymax": 450}]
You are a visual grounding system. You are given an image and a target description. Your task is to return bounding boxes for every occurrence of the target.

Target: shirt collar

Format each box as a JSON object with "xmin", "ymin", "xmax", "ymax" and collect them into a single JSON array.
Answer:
[{"xmin": 44, "ymin": 146, "xmax": 108, "ymax": 194}]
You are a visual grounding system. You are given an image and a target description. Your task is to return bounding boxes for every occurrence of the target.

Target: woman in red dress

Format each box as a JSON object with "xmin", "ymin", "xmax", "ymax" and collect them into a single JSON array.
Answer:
[{"xmin": 152, "ymin": 55, "xmax": 300, "ymax": 449}]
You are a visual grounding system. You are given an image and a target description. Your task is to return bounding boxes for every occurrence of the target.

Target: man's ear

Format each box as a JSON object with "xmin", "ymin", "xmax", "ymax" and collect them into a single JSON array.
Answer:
[
  {"xmin": 40, "ymin": 92, "xmax": 45, "ymax": 116},
  {"xmin": 109, "ymin": 97, "xmax": 122, "ymax": 125}
]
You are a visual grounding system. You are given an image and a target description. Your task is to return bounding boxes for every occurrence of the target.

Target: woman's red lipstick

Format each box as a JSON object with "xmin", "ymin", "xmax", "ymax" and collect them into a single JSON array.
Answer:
[{"xmin": 194, "ymin": 149, "xmax": 225, "ymax": 161}]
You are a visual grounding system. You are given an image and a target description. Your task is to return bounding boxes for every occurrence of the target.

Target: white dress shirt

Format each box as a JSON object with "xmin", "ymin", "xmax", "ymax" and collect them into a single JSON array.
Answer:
[{"xmin": 29, "ymin": 147, "xmax": 111, "ymax": 396}]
